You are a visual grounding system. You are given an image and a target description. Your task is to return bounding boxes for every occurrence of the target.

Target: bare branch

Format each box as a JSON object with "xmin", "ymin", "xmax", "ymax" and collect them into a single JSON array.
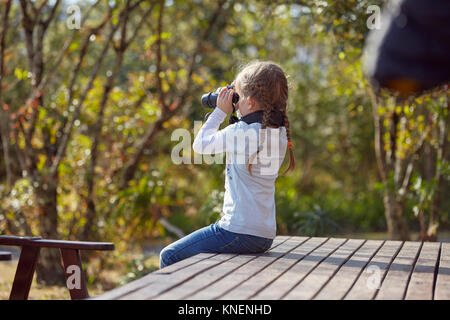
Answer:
[
  {"xmin": 397, "ymin": 109, "xmax": 434, "ymax": 201},
  {"xmin": 178, "ymin": 0, "xmax": 229, "ymax": 109},
  {"xmin": 0, "ymin": 0, "xmax": 13, "ymax": 189},
  {"xmin": 20, "ymin": 0, "xmax": 61, "ymax": 147},
  {"xmin": 33, "ymin": 0, "xmax": 99, "ymax": 89},
  {"xmin": 83, "ymin": 0, "xmax": 135, "ymax": 239},
  {"xmin": 23, "ymin": 0, "xmax": 103, "ymax": 142},
  {"xmin": 394, "ymin": 114, "xmax": 407, "ymax": 186},
  {"xmin": 50, "ymin": 12, "xmax": 123, "ymax": 176},
  {"xmin": 19, "ymin": 0, "xmax": 36, "ymax": 73},
  {"xmin": 40, "ymin": 0, "xmax": 61, "ymax": 29},
  {"xmin": 32, "ymin": 0, "xmax": 49, "ymax": 20},
  {"xmin": 56, "ymin": 5, "xmax": 114, "ymax": 144},
  {"xmin": 369, "ymin": 86, "xmax": 387, "ymax": 182},
  {"xmin": 120, "ymin": 0, "xmax": 229, "ymax": 188},
  {"xmin": 11, "ymin": 128, "xmax": 28, "ymax": 175},
  {"xmin": 123, "ymin": 1, "xmax": 157, "ymax": 49},
  {"xmin": 155, "ymin": 0, "xmax": 168, "ymax": 110}
]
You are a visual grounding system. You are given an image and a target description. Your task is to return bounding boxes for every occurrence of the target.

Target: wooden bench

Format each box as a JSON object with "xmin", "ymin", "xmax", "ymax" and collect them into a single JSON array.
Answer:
[
  {"xmin": 93, "ymin": 236, "xmax": 450, "ymax": 300},
  {"xmin": 0, "ymin": 235, "xmax": 114, "ymax": 300}
]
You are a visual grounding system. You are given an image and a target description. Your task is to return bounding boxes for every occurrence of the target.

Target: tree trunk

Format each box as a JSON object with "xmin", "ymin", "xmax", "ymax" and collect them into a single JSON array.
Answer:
[
  {"xmin": 35, "ymin": 176, "xmax": 65, "ymax": 285},
  {"xmin": 383, "ymin": 191, "xmax": 410, "ymax": 240}
]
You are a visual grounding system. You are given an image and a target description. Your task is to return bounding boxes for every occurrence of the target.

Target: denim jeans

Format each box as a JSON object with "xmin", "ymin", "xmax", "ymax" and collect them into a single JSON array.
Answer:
[{"xmin": 159, "ymin": 222, "xmax": 273, "ymax": 269}]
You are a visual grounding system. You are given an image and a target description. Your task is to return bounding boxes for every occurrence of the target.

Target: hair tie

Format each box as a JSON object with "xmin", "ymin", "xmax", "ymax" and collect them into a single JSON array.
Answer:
[{"xmin": 288, "ymin": 141, "xmax": 293, "ymax": 150}]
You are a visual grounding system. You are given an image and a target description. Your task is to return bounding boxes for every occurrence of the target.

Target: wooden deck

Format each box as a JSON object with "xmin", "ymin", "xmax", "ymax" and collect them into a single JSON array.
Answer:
[{"xmin": 94, "ymin": 236, "xmax": 450, "ymax": 300}]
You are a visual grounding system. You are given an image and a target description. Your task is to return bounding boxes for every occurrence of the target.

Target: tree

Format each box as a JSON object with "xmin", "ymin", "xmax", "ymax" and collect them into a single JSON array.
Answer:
[{"xmin": 0, "ymin": 0, "xmax": 233, "ymax": 284}]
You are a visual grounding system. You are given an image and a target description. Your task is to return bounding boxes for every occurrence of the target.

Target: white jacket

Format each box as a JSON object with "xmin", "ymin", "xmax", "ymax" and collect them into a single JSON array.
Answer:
[{"xmin": 193, "ymin": 107, "xmax": 287, "ymax": 239}]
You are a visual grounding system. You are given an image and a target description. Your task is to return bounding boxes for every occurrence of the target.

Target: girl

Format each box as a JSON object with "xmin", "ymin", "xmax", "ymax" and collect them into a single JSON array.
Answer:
[{"xmin": 159, "ymin": 61, "xmax": 295, "ymax": 268}]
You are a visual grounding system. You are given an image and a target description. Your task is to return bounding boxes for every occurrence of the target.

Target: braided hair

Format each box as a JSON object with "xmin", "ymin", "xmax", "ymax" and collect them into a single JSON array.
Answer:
[{"xmin": 234, "ymin": 61, "xmax": 295, "ymax": 175}]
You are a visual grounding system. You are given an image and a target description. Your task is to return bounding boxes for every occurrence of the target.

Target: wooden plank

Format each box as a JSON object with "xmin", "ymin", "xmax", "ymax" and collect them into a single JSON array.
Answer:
[
  {"xmin": 405, "ymin": 242, "xmax": 440, "ymax": 300},
  {"xmin": 253, "ymin": 237, "xmax": 346, "ymax": 300},
  {"xmin": 223, "ymin": 237, "xmax": 327, "ymax": 300},
  {"xmin": 93, "ymin": 253, "xmax": 217, "ymax": 299},
  {"xmin": 153, "ymin": 237, "xmax": 291, "ymax": 300},
  {"xmin": 155, "ymin": 252, "xmax": 218, "ymax": 274},
  {"xmin": 155, "ymin": 254, "xmax": 259, "ymax": 300},
  {"xmin": 121, "ymin": 253, "xmax": 238, "ymax": 299},
  {"xmin": 344, "ymin": 240, "xmax": 402, "ymax": 300},
  {"xmin": 246, "ymin": 237, "xmax": 328, "ymax": 300},
  {"xmin": 435, "ymin": 242, "xmax": 450, "ymax": 300},
  {"xmin": 314, "ymin": 240, "xmax": 384, "ymax": 300},
  {"xmin": 283, "ymin": 239, "xmax": 364, "ymax": 300},
  {"xmin": 92, "ymin": 273, "xmax": 167, "ymax": 300},
  {"xmin": 375, "ymin": 241, "xmax": 422, "ymax": 300},
  {"xmin": 154, "ymin": 237, "xmax": 286, "ymax": 275},
  {"xmin": 0, "ymin": 236, "xmax": 114, "ymax": 250},
  {"xmin": 97, "ymin": 238, "xmax": 288, "ymax": 300},
  {"xmin": 187, "ymin": 237, "xmax": 306, "ymax": 300}
]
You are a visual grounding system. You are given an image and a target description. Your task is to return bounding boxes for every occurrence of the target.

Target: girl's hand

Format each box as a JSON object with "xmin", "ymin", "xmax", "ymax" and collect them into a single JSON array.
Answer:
[{"xmin": 217, "ymin": 86, "xmax": 235, "ymax": 114}]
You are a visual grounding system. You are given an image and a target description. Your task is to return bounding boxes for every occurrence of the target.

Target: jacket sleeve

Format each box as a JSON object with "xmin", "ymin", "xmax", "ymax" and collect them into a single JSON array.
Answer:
[{"xmin": 192, "ymin": 107, "xmax": 234, "ymax": 155}]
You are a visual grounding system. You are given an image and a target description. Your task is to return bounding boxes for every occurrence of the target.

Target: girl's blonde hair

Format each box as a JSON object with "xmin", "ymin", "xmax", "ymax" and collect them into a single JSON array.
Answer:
[{"xmin": 234, "ymin": 60, "xmax": 295, "ymax": 175}]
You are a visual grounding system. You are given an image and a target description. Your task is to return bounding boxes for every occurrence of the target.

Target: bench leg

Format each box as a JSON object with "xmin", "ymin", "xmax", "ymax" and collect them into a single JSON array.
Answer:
[
  {"xmin": 10, "ymin": 245, "xmax": 40, "ymax": 300},
  {"xmin": 60, "ymin": 248, "xmax": 89, "ymax": 300}
]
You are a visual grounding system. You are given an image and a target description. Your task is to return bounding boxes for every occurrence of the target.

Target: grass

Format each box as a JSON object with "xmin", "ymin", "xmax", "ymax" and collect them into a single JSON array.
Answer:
[{"xmin": 0, "ymin": 260, "xmax": 72, "ymax": 300}]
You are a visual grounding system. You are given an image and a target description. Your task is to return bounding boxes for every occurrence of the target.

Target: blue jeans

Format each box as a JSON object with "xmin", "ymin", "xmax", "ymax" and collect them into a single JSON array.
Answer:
[{"xmin": 159, "ymin": 222, "xmax": 273, "ymax": 269}]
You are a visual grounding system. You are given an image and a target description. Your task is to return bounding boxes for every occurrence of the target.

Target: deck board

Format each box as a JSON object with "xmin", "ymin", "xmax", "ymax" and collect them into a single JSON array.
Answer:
[
  {"xmin": 314, "ymin": 240, "xmax": 384, "ymax": 300},
  {"xmin": 154, "ymin": 237, "xmax": 292, "ymax": 300},
  {"xmin": 405, "ymin": 242, "xmax": 441, "ymax": 300},
  {"xmin": 253, "ymin": 238, "xmax": 347, "ymax": 299},
  {"xmin": 93, "ymin": 236, "xmax": 449, "ymax": 300},
  {"xmin": 283, "ymin": 239, "xmax": 364, "ymax": 300},
  {"xmin": 122, "ymin": 253, "xmax": 236, "ymax": 300},
  {"xmin": 189, "ymin": 237, "xmax": 306, "ymax": 300},
  {"xmin": 218, "ymin": 237, "xmax": 323, "ymax": 300},
  {"xmin": 375, "ymin": 241, "xmax": 422, "ymax": 300},
  {"xmin": 250, "ymin": 237, "xmax": 328, "ymax": 300},
  {"xmin": 344, "ymin": 240, "xmax": 402, "ymax": 300},
  {"xmin": 435, "ymin": 243, "xmax": 450, "ymax": 300}
]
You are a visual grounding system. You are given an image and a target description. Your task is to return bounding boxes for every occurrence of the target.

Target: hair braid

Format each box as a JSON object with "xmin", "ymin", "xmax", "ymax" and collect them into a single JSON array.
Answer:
[
  {"xmin": 235, "ymin": 60, "xmax": 295, "ymax": 175},
  {"xmin": 247, "ymin": 103, "xmax": 270, "ymax": 175},
  {"xmin": 282, "ymin": 108, "xmax": 295, "ymax": 174}
]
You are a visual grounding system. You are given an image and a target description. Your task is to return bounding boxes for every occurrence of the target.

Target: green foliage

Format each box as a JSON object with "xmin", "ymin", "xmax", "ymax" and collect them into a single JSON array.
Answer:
[
  {"xmin": 196, "ymin": 189, "xmax": 224, "ymax": 226},
  {"xmin": 118, "ymin": 255, "xmax": 159, "ymax": 285},
  {"xmin": 293, "ymin": 204, "xmax": 340, "ymax": 237}
]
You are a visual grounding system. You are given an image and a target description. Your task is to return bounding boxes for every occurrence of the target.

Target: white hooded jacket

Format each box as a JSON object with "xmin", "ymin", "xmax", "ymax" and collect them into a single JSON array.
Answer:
[{"xmin": 193, "ymin": 107, "xmax": 287, "ymax": 239}]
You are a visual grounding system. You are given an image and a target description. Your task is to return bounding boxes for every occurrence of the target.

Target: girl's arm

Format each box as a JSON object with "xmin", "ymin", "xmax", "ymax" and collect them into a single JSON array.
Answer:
[{"xmin": 193, "ymin": 107, "xmax": 234, "ymax": 154}]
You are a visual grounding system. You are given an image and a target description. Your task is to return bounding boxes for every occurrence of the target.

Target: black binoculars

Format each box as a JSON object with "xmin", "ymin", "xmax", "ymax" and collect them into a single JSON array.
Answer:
[
  {"xmin": 201, "ymin": 85, "xmax": 239, "ymax": 109},
  {"xmin": 201, "ymin": 85, "xmax": 240, "ymax": 124}
]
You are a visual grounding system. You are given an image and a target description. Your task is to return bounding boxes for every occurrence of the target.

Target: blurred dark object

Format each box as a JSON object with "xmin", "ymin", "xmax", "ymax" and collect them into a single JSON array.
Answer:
[
  {"xmin": 364, "ymin": 0, "xmax": 450, "ymax": 94},
  {"xmin": 0, "ymin": 250, "xmax": 12, "ymax": 261}
]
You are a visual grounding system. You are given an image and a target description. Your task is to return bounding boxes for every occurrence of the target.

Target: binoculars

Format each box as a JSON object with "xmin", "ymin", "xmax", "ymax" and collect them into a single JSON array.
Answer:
[
  {"xmin": 201, "ymin": 85, "xmax": 240, "ymax": 124},
  {"xmin": 201, "ymin": 85, "xmax": 239, "ymax": 109}
]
